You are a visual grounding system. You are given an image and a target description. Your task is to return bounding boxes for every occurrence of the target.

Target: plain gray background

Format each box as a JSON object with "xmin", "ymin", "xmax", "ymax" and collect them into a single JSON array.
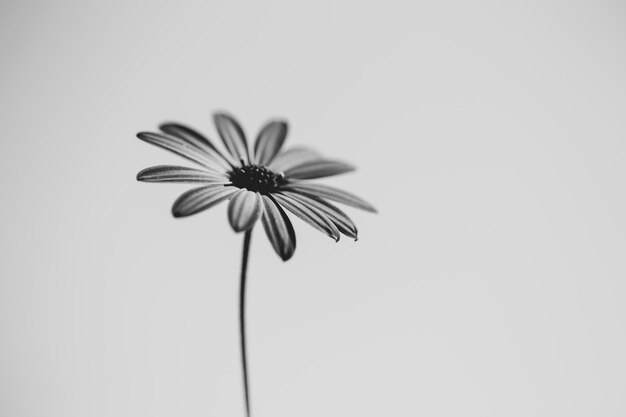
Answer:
[{"xmin": 1, "ymin": 0, "xmax": 625, "ymax": 416}]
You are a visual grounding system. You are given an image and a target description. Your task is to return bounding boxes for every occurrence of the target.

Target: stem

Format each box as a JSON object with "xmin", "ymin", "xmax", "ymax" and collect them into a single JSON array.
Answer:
[{"xmin": 239, "ymin": 230, "xmax": 253, "ymax": 417}]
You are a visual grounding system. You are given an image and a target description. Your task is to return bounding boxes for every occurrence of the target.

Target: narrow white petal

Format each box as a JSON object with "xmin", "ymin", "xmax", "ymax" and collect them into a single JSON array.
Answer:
[
  {"xmin": 269, "ymin": 147, "xmax": 322, "ymax": 172},
  {"xmin": 137, "ymin": 131, "xmax": 225, "ymax": 174},
  {"xmin": 228, "ymin": 189, "xmax": 263, "ymax": 232},
  {"xmin": 283, "ymin": 159, "xmax": 355, "ymax": 180},
  {"xmin": 137, "ymin": 165, "xmax": 228, "ymax": 184},
  {"xmin": 273, "ymin": 192, "xmax": 340, "ymax": 241},
  {"xmin": 172, "ymin": 185, "xmax": 237, "ymax": 217},
  {"xmin": 213, "ymin": 113, "xmax": 250, "ymax": 164},
  {"xmin": 261, "ymin": 195, "xmax": 296, "ymax": 261},
  {"xmin": 283, "ymin": 182, "xmax": 377, "ymax": 213},
  {"xmin": 281, "ymin": 191, "xmax": 358, "ymax": 239},
  {"xmin": 254, "ymin": 121, "xmax": 288, "ymax": 165},
  {"xmin": 159, "ymin": 123, "xmax": 236, "ymax": 168}
]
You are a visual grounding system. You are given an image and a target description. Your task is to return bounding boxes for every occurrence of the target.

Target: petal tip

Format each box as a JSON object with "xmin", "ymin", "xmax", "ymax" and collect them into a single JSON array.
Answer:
[
  {"xmin": 280, "ymin": 250, "xmax": 294, "ymax": 261},
  {"xmin": 212, "ymin": 112, "xmax": 231, "ymax": 122},
  {"xmin": 229, "ymin": 220, "xmax": 255, "ymax": 233},
  {"xmin": 158, "ymin": 122, "xmax": 174, "ymax": 130}
]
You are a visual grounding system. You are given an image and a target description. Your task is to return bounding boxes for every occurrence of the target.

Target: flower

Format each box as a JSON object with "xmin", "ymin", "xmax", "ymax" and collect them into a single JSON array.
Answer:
[{"xmin": 136, "ymin": 112, "xmax": 376, "ymax": 260}]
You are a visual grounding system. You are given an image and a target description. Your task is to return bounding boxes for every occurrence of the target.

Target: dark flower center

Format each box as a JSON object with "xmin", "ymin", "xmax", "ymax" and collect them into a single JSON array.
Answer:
[{"xmin": 229, "ymin": 165, "xmax": 283, "ymax": 193}]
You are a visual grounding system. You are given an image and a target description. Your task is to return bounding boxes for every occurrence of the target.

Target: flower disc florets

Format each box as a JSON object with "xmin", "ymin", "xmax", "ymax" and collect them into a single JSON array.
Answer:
[{"xmin": 229, "ymin": 164, "xmax": 283, "ymax": 194}]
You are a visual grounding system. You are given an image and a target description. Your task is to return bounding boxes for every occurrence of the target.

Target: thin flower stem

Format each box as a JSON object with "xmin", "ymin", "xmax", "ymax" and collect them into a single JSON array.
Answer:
[{"xmin": 239, "ymin": 229, "xmax": 253, "ymax": 417}]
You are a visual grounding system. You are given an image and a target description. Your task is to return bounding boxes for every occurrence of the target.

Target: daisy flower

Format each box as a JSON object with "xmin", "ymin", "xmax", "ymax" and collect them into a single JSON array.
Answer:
[
  {"xmin": 136, "ymin": 112, "xmax": 376, "ymax": 260},
  {"xmin": 135, "ymin": 112, "xmax": 376, "ymax": 416}
]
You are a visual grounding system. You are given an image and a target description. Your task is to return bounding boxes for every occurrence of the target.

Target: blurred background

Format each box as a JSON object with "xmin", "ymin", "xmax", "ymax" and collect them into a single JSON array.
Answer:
[{"xmin": 1, "ymin": 0, "xmax": 625, "ymax": 416}]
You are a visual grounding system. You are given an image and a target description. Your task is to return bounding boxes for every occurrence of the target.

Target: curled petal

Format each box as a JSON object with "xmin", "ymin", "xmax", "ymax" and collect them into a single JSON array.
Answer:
[
  {"xmin": 172, "ymin": 185, "xmax": 237, "ymax": 218},
  {"xmin": 281, "ymin": 191, "xmax": 358, "ymax": 240},
  {"xmin": 228, "ymin": 189, "xmax": 263, "ymax": 232},
  {"xmin": 282, "ymin": 182, "xmax": 377, "ymax": 213},
  {"xmin": 273, "ymin": 192, "xmax": 340, "ymax": 241},
  {"xmin": 283, "ymin": 159, "xmax": 355, "ymax": 180},
  {"xmin": 261, "ymin": 195, "xmax": 296, "ymax": 261},
  {"xmin": 137, "ymin": 165, "xmax": 229, "ymax": 184},
  {"xmin": 213, "ymin": 113, "xmax": 250, "ymax": 164},
  {"xmin": 254, "ymin": 121, "xmax": 288, "ymax": 165},
  {"xmin": 269, "ymin": 147, "xmax": 322, "ymax": 172},
  {"xmin": 159, "ymin": 123, "xmax": 235, "ymax": 168},
  {"xmin": 136, "ymin": 132, "xmax": 225, "ymax": 174}
]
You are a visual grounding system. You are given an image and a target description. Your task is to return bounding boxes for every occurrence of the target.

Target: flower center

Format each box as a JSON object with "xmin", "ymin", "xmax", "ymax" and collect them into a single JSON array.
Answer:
[{"xmin": 229, "ymin": 165, "xmax": 283, "ymax": 193}]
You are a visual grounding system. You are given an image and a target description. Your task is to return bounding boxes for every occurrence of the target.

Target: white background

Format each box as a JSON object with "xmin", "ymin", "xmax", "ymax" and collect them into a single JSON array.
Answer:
[{"xmin": 1, "ymin": 1, "xmax": 625, "ymax": 416}]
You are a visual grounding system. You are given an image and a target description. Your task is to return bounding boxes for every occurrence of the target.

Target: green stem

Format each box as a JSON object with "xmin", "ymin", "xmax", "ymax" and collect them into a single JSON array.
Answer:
[{"xmin": 239, "ymin": 230, "xmax": 252, "ymax": 417}]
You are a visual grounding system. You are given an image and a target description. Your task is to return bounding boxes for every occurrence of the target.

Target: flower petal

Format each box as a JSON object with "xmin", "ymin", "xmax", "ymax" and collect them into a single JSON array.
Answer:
[
  {"xmin": 137, "ymin": 132, "xmax": 225, "ymax": 174},
  {"xmin": 172, "ymin": 185, "xmax": 237, "ymax": 218},
  {"xmin": 137, "ymin": 165, "xmax": 229, "ymax": 184},
  {"xmin": 272, "ymin": 192, "xmax": 340, "ymax": 241},
  {"xmin": 213, "ymin": 113, "xmax": 250, "ymax": 164},
  {"xmin": 228, "ymin": 189, "xmax": 263, "ymax": 232},
  {"xmin": 281, "ymin": 191, "xmax": 358, "ymax": 240},
  {"xmin": 282, "ymin": 182, "xmax": 377, "ymax": 213},
  {"xmin": 261, "ymin": 195, "xmax": 296, "ymax": 261},
  {"xmin": 283, "ymin": 159, "xmax": 355, "ymax": 180},
  {"xmin": 253, "ymin": 120, "xmax": 288, "ymax": 165},
  {"xmin": 159, "ymin": 123, "xmax": 236, "ymax": 168},
  {"xmin": 269, "ymin": 147, "xmax": 322, "ymax": 172}
]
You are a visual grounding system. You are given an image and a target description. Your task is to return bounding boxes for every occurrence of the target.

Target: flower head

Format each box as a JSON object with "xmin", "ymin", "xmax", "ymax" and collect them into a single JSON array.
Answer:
[{"xmin": 136, "ymin": 112, "xmax": 376, "ymax": 260}]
